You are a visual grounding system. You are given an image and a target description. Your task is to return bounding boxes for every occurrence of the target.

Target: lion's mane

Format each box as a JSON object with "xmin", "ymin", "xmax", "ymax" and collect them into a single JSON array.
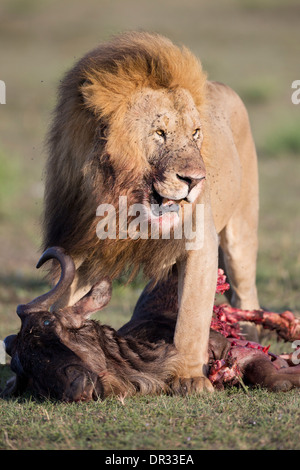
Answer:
[{"xmin": 43, "ymin": 31, "xmax": 208, "ymax": 283}]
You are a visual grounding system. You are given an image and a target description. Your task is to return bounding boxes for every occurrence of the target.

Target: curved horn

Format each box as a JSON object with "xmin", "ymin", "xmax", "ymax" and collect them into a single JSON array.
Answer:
[{"xmin": 17, "ymin": 246, "xmax": 76, "ymax": 317}]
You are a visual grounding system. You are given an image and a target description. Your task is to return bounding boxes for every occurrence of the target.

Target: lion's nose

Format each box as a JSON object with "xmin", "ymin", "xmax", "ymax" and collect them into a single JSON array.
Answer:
[
  {"xmin": 176, "ymin": 173, "xmax": 205, "ymax": 191},
  {"xmin": 176, "ymin": 172, "xmax": 206, "ymax": 203}
]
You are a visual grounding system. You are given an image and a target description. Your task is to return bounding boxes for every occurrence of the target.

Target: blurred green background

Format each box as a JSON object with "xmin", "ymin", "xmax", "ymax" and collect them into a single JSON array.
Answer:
[{"xmin": 0, "ymin": 0, "xmax": 300, "ymax": 338}]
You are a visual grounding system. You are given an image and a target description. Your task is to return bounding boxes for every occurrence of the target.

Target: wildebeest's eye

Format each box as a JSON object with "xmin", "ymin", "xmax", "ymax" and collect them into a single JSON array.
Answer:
[
  {"xmin": 192, "ymin": 128, "xmax": 201, "ymax": 140},
  {"xmin": 156, "ymin": 129, "xmax": 166, "ymax": 139},
  {"xmin": 43, "ymin": 319, "xmax": 51, "ymax": 326}
]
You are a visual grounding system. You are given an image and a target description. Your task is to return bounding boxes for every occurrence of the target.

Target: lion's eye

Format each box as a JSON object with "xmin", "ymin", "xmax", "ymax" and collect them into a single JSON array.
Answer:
[
  {"xmin": 192, "ymin": 128, "xmax": 201, "ymax": 140},
  {"xmin": 156, "ymin": 129, "xmax": 166, "ymax": 139}
]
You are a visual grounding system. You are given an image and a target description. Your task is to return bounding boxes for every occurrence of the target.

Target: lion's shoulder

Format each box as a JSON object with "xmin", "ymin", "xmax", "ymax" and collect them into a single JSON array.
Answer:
[
  {"xmin": 206, "ymin": 80, "xmax": 251, "ymax": 135},
  {"xmin": 207, "ymin": 81, "xmax": 247, "ymax": 113}
]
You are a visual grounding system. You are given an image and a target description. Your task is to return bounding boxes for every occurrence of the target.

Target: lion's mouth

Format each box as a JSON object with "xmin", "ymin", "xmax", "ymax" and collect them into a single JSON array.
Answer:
[{"xmin": 149, "ymin": 187, "xmax": 181, "ymax": 217}]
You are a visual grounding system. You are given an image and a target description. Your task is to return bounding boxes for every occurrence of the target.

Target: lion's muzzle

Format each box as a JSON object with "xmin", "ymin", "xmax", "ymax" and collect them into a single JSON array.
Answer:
[{"xmin": 152, "ymin": 171, "xmax": 206, "ymax": 209}]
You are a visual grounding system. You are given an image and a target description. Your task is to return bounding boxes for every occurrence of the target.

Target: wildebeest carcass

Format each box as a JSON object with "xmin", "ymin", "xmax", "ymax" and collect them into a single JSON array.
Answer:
[{"xmin": 2, "ymin": 247, "xmax": 300, "ymax": 401}]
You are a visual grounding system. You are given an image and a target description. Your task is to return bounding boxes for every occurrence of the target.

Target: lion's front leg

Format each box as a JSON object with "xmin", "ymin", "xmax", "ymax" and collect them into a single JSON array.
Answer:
[{"xmin": 173, "ymin": 206, "xmax": 218, "ymax": 394}]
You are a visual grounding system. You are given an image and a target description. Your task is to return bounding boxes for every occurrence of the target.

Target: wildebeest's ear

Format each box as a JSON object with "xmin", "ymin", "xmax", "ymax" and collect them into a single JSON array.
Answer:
[{"xmin": 64, "ymin": 278, "xmax": 112, "ymax": 326}]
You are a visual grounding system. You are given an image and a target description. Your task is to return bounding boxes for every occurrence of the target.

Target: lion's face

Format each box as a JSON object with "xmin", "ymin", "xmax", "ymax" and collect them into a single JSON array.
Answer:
[
  {"xmin": 44, "ymin": 31, "xmax": 210, "ymax": 280},
  {"xmin": 105, "ymin": 87, "xmax": 206, "ymax": 233}
]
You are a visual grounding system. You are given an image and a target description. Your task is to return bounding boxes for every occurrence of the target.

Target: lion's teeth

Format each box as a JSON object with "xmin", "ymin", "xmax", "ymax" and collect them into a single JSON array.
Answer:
[{"xmin": 162, "ymin": 198, "xmax": 174, "ymax": 206}]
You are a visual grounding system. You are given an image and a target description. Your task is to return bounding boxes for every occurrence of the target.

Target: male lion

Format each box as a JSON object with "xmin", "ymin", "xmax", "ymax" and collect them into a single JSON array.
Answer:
[{"xmin": 43, "ymin": 31, "xmax": 259, "ymax": 393}]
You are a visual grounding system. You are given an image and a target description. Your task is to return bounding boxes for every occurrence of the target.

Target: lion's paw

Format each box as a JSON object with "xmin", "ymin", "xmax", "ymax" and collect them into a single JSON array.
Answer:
[{"xmin": 170, "ymin": 376, "xmax": 214, "ymax": 395}]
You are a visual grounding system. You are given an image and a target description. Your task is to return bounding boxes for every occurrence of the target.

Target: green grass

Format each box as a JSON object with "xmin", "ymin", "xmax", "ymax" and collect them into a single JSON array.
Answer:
[
  {"xmin": 1, "ymin": 389, "xmax": 299, "ymax": 450},
  {"xmin": 0, "ymin": 0, "xmax": 300, "ymax": 451}
]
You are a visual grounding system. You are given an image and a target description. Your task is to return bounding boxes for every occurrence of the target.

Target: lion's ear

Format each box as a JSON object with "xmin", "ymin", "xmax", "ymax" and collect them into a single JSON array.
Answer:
[
  {"xmin": 80, "ymin": 79, "xmax": 96, "ymax": 109},
  {"xmin": 80, "ymin": 75, "xmax": 111, "ymax": 117},
  {"xmin": 79, "ymin": 78, "xmax": 92, "ymax": 90},
  {"xmin": 77, "ymin": 79, "xmax": 97, "ymax": 115},
  {"xmin": 79, "ymin": 81, "xmax": 109, "ymax": 133},
  {"xmin": 80, "ymin": 69, "xmax": 134, "ymax": 119}
]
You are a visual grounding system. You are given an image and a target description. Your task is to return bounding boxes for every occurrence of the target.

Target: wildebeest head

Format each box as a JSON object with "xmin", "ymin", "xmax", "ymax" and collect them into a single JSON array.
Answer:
[{"xmin": 4, "ymin": 247, "xmax": 112, "ymax": 402}]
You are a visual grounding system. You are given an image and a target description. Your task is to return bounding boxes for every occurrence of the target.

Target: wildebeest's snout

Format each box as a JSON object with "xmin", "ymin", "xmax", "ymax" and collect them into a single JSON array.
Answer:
[{"xmin": 59, "ymin": 365, "xmax": 104, "ymax": 402}]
